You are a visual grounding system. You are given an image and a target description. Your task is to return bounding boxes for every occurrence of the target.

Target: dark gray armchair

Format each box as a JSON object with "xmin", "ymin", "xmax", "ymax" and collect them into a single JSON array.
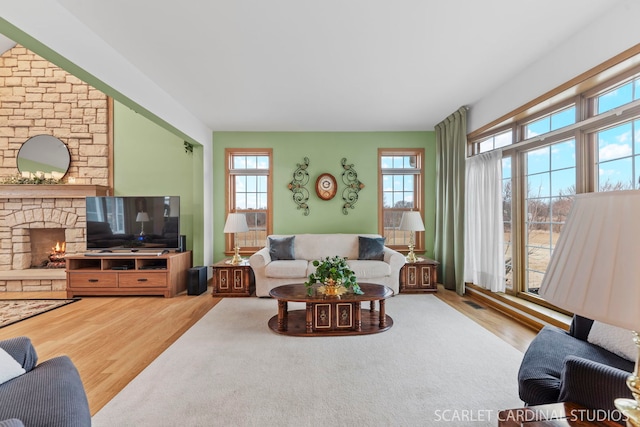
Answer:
[
  {"xmin": 517, "ymin": 315, "xmax": 633, "ymax": 423},
  {"xmin": 0, "ymin": 337, "xmax": 91, "ymax": 427}
]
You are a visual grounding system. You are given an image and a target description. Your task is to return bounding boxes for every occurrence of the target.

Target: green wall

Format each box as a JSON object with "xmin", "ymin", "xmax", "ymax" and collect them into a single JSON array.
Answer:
[
  {"xmin": 114, "ymin": 101, "xmax": 204, "ymax": 265},
  {"xmin": 212, "ymin": 132, "xmax": 436, "ymax": 262}
]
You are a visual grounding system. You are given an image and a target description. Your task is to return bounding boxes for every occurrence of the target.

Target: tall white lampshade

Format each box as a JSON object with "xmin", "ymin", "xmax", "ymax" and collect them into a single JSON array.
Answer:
[
  {"xmin": 224, "ymin": 213, "xmax": 249, "ymax": 265},
  {"xmin": 539, "ymin": 190, "xmax": 640, "ymax": 424},
  {"xmin": 398, "ymin": 211, "xmax": 425, "ymax": 263},
  {"xmin": 135, "ymin": 212, "xmax": 150, "ymax": 236}
]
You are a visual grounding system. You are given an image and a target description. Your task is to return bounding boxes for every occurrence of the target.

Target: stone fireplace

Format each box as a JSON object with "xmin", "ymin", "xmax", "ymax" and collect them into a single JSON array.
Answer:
[{"xmin": 0, "ymin": 185, "xmax": 108, "ymax": 291}]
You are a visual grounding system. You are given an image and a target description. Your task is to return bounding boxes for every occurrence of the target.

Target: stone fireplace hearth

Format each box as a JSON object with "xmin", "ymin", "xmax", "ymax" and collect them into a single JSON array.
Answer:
[{"xmin": 0, "ymin": 184, "xmax": 109, "ymax": 291}]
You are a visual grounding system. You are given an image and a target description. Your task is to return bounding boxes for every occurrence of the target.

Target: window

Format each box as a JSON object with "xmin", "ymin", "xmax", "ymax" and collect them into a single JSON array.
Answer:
[
  {"xmin": 523, "ymin": 106, "xmax": 576, "ymax": 139},
  {"xmin": 595, "ymin": 77, "xmax": 640, "ymax": 115},
  {"xmin": 524, "ymin": 140, "xmax": 576, "ymax": 294},
  {"xmin": 478, "ymin": 129, "xmax": 512, "ymax": 153},
  {"xmin": 379, "ymin": 149, "xmax": 424, "ymax": 252},
  {"xmin": 468, "ymin": 52, "xmax": 640, "ymax": 306},
  {"xmin": 502, "ymin": 156, "xmax": 513, "ymax": 289},
  {"xmin": 595, "ymin": 120, "xmax": 640, "ymax": 191},
  {"xmin": 225, "ymin": 149, "xmax": 272, "ymax": 254}
]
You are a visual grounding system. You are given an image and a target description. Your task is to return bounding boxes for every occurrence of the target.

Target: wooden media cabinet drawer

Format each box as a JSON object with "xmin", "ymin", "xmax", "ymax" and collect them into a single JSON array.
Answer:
[
  {"xmin": 69, "ymin": 272, "xmax": 118, "ymax": 288},
  {"xmin": 119, "ymin": 273, "xmax": 167, "ymax": 288}
]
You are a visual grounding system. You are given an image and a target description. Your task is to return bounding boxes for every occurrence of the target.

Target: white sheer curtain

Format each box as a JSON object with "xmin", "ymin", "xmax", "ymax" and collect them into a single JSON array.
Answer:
[{"xmin": 464, "ymin": 150, "xmax": 505, "ymax": 292}]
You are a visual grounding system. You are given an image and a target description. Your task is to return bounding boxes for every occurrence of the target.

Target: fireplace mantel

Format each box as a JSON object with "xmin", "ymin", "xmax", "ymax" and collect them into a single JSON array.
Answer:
[{"xmin": 0, "ymin": 184, "xmax": 111, "ymax": 198}]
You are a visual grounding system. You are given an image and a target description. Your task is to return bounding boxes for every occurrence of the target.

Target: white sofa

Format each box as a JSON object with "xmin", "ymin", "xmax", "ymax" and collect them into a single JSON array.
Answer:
[{"xmin": 249, "ymin": 234, "xmax": 406, "ymax": 297}]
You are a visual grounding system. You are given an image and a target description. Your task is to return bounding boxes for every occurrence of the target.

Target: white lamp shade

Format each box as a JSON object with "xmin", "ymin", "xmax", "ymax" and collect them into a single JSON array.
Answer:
[
  {"xmin": 398, "ymin": 211, "xmax": 425, "ymax": 232},
  {"xmin": 539, "ymin": 190, "xmax": 640, "ymax": 331},
  {"xmin": 223, "ymin": 213, "xmax": 249, "ymax": 234},
  {"xmin": 135, "ymin": 212, "xmax": 149, "ymax": 222}
]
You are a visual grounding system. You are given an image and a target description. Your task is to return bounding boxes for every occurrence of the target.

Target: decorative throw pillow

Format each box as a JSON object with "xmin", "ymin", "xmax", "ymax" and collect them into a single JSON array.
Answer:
[
  {"xmin": 269, "ymin": 236, "xmax": 295, "ymax": 261},
  {"xmin": 587, "ymin": 321, "xmax": 637, "ymax": 361},
  {"xmin": 569, "ymin": 315, "xmax": 594, "ymax": 341},
  {"xmin": 358, "ymin": 236, "xmax": 385, "ymax": 260},
  {"xmin": 0, "ymin": 347, "xmax": 26, "ymax": 385}
]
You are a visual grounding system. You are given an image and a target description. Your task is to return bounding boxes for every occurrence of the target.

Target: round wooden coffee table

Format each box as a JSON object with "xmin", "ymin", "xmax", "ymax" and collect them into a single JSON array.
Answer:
[{"xmin": 268, "ymin": 283, "xmax": 393, "ymax": 337}]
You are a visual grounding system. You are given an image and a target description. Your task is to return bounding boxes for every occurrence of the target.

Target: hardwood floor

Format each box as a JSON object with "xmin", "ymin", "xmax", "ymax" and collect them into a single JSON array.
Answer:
[
  {"xmin": 434, "ymin": 284, "xmax": 538, "ymax": 352},
  {"xmin": 0, "ymin": 289, "xmax": 220, "ymax": 415},
  {"xmin": 0, "ymin": 285, "xmax": 536, "ymax": 416}
]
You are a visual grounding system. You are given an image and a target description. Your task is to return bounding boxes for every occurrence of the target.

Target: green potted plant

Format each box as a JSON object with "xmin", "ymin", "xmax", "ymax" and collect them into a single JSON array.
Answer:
[{"xmin": 304, "ymin": 256, "xmax": 363, "ymax": 296}]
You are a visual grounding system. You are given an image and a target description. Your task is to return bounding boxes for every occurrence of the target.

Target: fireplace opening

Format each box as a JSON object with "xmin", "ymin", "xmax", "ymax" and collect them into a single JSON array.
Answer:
[{"xmin": 29, "ymin": 229, "xmax": 66, "ymax": 268}]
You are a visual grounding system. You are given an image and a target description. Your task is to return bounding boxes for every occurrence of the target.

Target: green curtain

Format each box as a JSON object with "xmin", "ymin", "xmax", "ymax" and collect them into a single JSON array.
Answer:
[{"xmin": 434, "ymin": 107, "xmax": 467, "ymax": 295}]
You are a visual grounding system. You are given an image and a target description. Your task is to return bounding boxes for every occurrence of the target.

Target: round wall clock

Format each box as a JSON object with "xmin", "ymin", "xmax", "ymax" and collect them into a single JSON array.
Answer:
[{"xmin": 315, "ymin": 173, "xmax": 337, "ymax": 200}]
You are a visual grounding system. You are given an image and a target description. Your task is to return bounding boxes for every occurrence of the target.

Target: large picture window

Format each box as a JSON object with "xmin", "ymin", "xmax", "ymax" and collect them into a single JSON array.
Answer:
[
  {"xmin": 378, "ymin": 149, "xmax": 424, "ymax": 252},
  {"xmin": 225, "ymin": 149, "xmax": 272, "ymax": 254},
  {"xmin": 468, "ymin": 51, "xmax": 640, "ymax": 307}
]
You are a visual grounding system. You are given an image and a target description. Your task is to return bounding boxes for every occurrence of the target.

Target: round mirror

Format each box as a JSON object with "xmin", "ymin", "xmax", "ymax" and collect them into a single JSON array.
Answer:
[{"xmin": 17, "ymin": 135, "xmax": 71, "ymax": 179}]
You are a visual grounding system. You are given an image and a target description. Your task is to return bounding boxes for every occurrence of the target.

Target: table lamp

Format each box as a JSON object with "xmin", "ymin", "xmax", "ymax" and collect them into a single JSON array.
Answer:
[
  {"xmin": 398, "ymin": 211, "xmax": 425, "ymax": 263},
  {"xmin": 135, "ymin": 212, "xmax": 150, "ymax": 237},
  {"xmin": 224, "ymin": 213, "xmax": 249, "ymax": 265},
  {"xmin": 539, "ymin": 190, "xmax": 640, "ymax": 426}
]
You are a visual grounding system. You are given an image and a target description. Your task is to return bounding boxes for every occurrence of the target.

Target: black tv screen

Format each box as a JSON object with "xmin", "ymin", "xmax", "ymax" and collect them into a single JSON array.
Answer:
[{"xmin": 85, "ymin": 196, "xmax": 180, "ymax": 251}]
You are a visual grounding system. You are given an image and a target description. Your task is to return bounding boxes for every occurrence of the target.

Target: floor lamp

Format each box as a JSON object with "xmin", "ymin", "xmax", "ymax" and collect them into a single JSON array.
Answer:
[
  {"xmin": 539, "ymin": 190, "xmax": 640, "ymax": 426},
  {"xmin": 399, "ymin": 211, "xmax": 425, "ymax": 263},
  {"xmin": 224, "ymin": 213, "xmax": 249, "ymax": 265}
]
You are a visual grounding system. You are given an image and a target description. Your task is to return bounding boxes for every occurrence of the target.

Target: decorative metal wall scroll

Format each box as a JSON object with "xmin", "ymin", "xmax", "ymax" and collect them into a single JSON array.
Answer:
[
  {"xmin": 183, "ymin": 141, "xmax": 193, "ymax": 154},
  {"xmin": 287, "ymin": 157, "xmax": 310, "ymax": 215},
  {"xmin": 341, "ymin": 157, "xmax": 365, "ymax": 215}
]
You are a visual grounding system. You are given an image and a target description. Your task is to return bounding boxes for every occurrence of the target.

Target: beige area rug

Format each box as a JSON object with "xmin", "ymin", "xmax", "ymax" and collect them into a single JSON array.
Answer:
[
  {"xmin": 0, "ymin": 299, "xmax": 79, "ymax": 328},
  {"xmin": 93, "ymin": 295, "xmax": 524, "ymax": 427}
]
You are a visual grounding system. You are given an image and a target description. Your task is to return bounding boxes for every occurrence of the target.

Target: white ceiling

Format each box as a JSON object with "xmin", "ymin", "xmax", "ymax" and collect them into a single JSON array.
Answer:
[{"xmin": 6, "ymin": 1, "xmax": 625, "ymax": 131}]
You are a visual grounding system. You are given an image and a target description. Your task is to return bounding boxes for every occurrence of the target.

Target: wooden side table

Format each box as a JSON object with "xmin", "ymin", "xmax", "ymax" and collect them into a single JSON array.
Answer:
[
  {"xmin": 498, "ymin": 402, "xmax": 623, "ymax": 426},
  {"xmin": 399, "ymin": 257, "xmax": 439, "ymax": 293},
  {"xmin": 211, "ymin": 259, "xmax": 255, "ymax": 297}
]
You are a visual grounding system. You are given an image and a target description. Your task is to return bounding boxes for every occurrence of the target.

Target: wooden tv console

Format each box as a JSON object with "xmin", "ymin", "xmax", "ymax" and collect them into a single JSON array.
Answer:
[{"xmin": 65, "ymin": 251, "xmax": 192, "ymax": 298}]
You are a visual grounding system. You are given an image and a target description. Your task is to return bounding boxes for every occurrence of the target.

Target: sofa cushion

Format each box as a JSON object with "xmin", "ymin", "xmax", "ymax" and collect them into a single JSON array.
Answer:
[
  {"xmin": 294, "ymin": 234, "xmax": 360, "ymax": 261},
  {"xmin": 358, "ymin": 236, "xmax": 385, "ymax": 260},
  {"xmin": 265, "ymin": 260, "xmax": 309, "ymax": 278},
  {"xmin": 569, "ymin": 315, "xmax": 594, "ymax": 341},
  {"xmin": 290, "ymin": 234, "xmax": 384, "ymax": 261},
  {"xmin": 347, "ymin": 260, "xmax": 391, "ymax": 279},
  {"xmin": 268, "ymin": 236, "xmax": 295, "ymax": 261},
  {"xmin": 0, "ymin": 348, "xmax": 25, "ymax": 385}
]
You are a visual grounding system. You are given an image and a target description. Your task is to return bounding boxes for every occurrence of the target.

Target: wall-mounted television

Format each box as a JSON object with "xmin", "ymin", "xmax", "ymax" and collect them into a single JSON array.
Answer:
[{"xmin": 85, "ymin": 196, "xmax": 180, "ymax": 251}]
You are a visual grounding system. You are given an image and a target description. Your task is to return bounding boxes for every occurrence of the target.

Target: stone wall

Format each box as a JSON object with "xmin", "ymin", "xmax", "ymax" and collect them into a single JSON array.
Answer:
[
  {"xmin": 0, "ymin": 44, "xmax": 110, "ymax": 185},
  {"xmin": 0, "ymin": 44, "xmax": 111, "ymax": 292}
]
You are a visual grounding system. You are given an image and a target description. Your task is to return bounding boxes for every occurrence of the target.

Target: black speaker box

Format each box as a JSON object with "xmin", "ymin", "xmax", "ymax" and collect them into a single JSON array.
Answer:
[
  {"xmin": 177, "ymin": 235, "xmax": 187, "ymax": 252},
  {"xmin": 187, "ymin": 266, "xmax": 207, "ymax": 295}
]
